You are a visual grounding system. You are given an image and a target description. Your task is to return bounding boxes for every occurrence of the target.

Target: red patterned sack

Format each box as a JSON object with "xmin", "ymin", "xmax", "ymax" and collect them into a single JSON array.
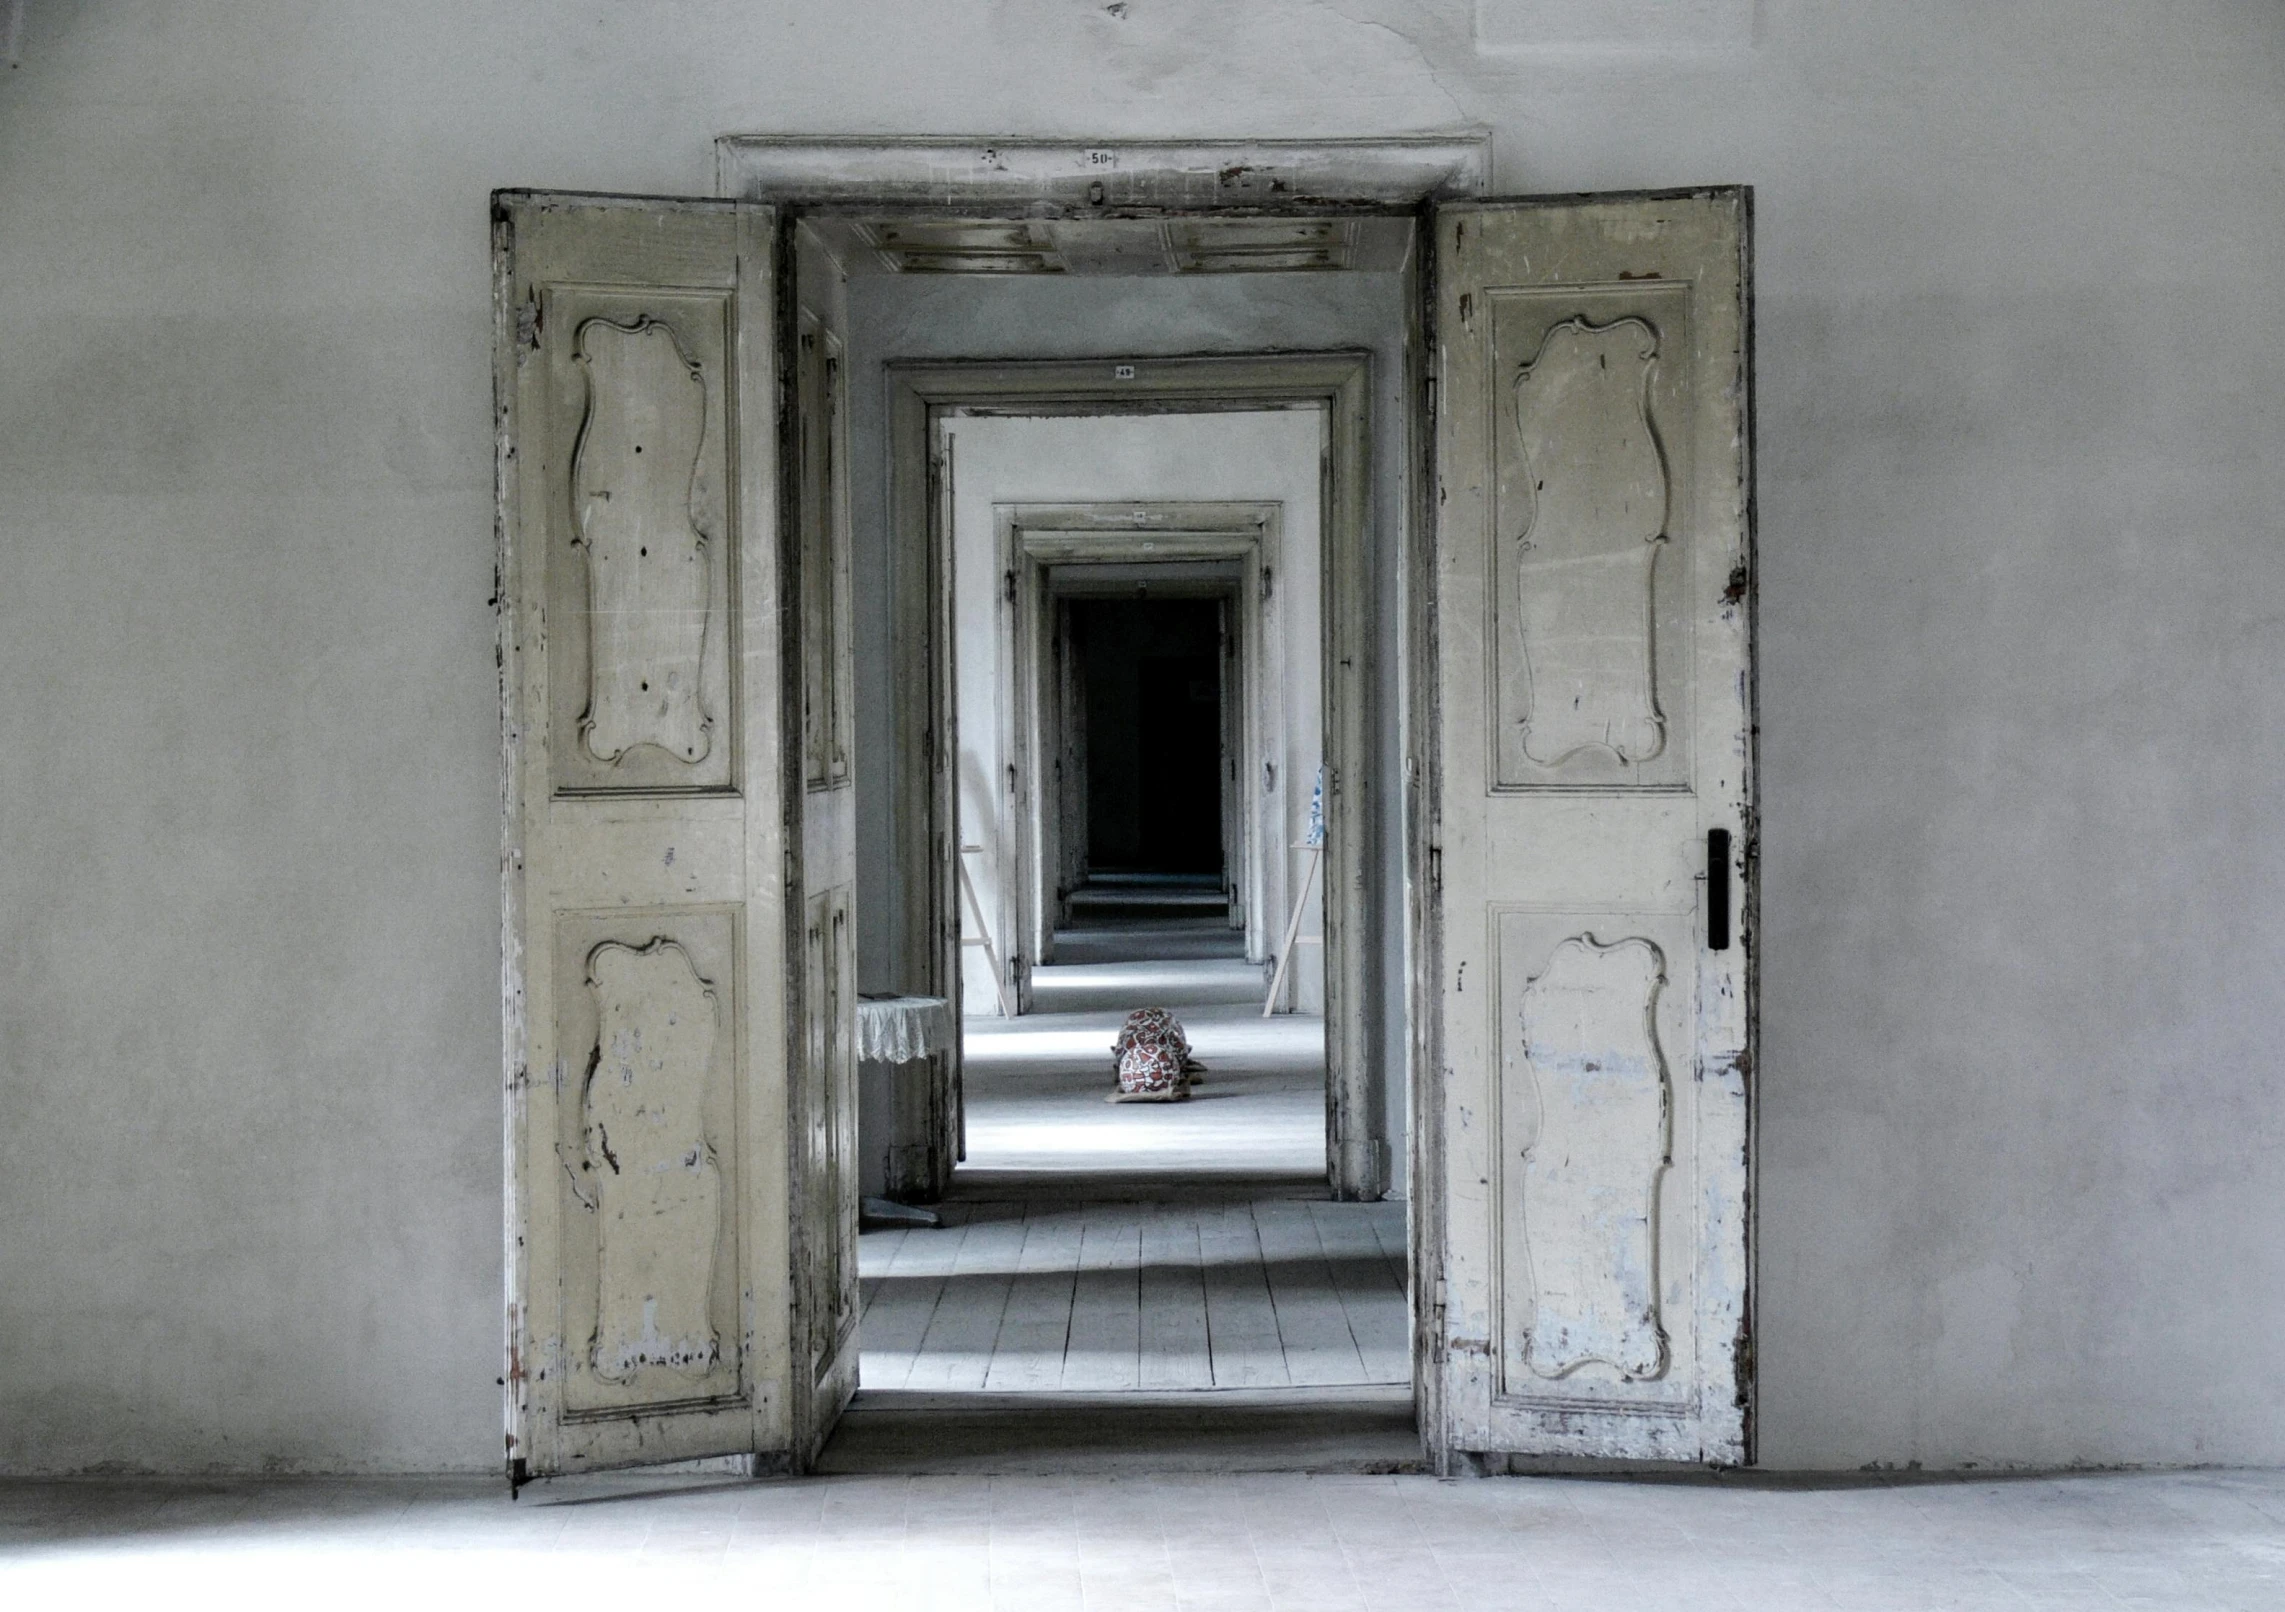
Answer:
[{"xmin": 1108, "ymin": 1006, "xmax": 1203, "ymax": 1103}]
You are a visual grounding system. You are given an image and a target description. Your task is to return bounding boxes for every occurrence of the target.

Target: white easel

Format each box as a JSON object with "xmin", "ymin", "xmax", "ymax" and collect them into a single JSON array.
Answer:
[
  {"xmin": 1263, "ymin": 765, "xmax": 1327, "ymax": 1017},
  {"xmin": 956, "ymin": 842, "xmax": 1016, "ymax": 1018},
  {"xmin": 1261, "ymin": 840, "xmax": 1324, "ymax": 1017}
]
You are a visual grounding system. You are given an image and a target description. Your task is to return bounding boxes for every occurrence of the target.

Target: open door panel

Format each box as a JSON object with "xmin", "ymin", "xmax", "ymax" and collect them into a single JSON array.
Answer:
[
  {"xmin": 786, "ymin": 218, "xmax": 861, "ymax": 1466},
  {"xmin": 496, "ymin": 192, "xmax": 799, "ymax": 1480},
  {"xmin": 1419, "ymin": 190, "xmax": 1754, "ymax": 1468}
]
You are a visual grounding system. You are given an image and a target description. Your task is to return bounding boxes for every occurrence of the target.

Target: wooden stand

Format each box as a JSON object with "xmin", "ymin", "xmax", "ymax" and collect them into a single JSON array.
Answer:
[
  {"xmin": 957, "ymin": 842, "xmax": 1016, "ymax": 1018},
  {"xmin": 1262, "ymin": 840, "xmax": 1324, "ymax": 1017}
]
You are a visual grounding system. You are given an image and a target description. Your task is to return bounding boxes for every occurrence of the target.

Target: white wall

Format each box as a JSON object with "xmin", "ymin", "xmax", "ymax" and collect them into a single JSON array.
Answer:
[
  {"xmin": 943, "ymin": 412, "xmax": 1325, "ymax": 1016},
  {"xmin": 2, "ymin": 2, "xmax": 2282, "ymax": 1473}
]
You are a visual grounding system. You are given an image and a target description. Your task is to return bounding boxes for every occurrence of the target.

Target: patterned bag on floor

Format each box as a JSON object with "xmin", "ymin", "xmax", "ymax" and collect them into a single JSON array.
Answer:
[{"xmin": 1108, "ymin": 1006, "xmax": 1204, "ymax": 1103}]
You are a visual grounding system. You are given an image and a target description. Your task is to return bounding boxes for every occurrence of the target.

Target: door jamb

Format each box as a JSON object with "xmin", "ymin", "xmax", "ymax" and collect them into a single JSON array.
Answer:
[
  {"xmin": 888, "ymin": 355, "xmax": 1388, "ymax": 1200},
  {"xmin": 998, "ymin": 503, "xmax": 1282, "ymax": 984}
]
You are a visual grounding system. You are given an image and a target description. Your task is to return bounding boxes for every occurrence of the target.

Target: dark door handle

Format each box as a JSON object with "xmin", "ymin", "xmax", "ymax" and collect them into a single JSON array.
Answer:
[{"xmin": 1707, "ymin": 828, "xmax": 1732, "ymax": 951}]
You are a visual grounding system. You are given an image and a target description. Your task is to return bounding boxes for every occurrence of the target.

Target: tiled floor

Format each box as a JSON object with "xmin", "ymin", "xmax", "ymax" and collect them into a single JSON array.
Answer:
[{"xmin": 5, "ymin": 1469, "xmax": 2281, "ymax": 1607}]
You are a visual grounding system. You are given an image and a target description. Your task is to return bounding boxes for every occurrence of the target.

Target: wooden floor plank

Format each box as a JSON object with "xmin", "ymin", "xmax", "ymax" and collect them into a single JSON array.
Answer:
[
  {"xmin": 856, "ymin": 986, "xmax": 1412, "ymax": 1396},
  {"xmin": 1253, "ymin": 1199, "xmax": 1368, "ymax": 1387},
  {"xmin": 856, "ymin": 1216, "xmax": 969, "ymax": 1393},
  {"xmin": 1060, "ymin": 1202, "xmax": 1144, "ymax": 1391},
  {"xmin": 1308, "ymin": 1200, "xmax": 1411, "ymax": 1385},
  {"xmin": 984, "ymin": 1206, "xmax": 1083, "ymax": 1392},
  {"xmin": 901, "ymin": 1204, "xmax": 1025, "ymax": 1393},
  {"xmin": 1138, "ymin": 1202, "xmax": 1212, "ymax": 1391},
  {"xmin": 1201, "ymin": 1203, "xmax": 1289, "ymax": 1389},
  {"xmin": 856, "ymin": 1225, "xmax": 908, "ymax": 1323},
  {"xmin": 1365, "ymin": 1199, "xmax": 1410, "ymax": 1293}
]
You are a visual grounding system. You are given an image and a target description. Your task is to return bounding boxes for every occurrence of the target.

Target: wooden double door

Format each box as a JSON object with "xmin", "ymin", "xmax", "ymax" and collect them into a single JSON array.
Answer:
[{"xmin": 495, "ymin": 183, "xmax": 1755, "ymax": 1475}]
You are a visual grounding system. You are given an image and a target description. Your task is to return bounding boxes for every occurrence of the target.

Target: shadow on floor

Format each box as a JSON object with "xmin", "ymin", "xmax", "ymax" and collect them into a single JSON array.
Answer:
[{"xmin": 820, "ymin": 1387, "xmax": 1420, "ymax": 1476}]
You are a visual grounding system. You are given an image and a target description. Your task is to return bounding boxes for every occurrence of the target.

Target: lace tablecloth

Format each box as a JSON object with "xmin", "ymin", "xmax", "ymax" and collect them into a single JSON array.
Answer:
[{"xmin": 855, "ymin": 994, "xmax": 954, "ymax": 1065}]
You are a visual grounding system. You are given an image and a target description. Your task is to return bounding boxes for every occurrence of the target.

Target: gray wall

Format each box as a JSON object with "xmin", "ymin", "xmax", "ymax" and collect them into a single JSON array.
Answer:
[{"xmin": 1, "ymin": 2, "xmax": 2280, "ymax": 1473}]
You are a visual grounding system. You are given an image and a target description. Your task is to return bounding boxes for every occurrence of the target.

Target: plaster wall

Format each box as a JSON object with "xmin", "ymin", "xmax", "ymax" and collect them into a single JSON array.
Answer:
[{"xmin": 1, "ymin": 1, "xmax": 2281, "ymax": 1473}]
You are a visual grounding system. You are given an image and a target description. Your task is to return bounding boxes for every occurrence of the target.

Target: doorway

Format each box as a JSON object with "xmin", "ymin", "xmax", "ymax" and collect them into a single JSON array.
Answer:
[
  {"xmin": 1064, "ymin": 595, "xmax": 1228, "ymax": 921},
  {"xmin": 990, "ymin": 501, "xmax": 1292, "ymax": 993},
  {"xmin": 848, "ymin": 398, "xmax": 1407, "ymax": 1463},
  {"xmin": 494, "ymin": 145, "xmax": 1756, "ymax": 1480}
]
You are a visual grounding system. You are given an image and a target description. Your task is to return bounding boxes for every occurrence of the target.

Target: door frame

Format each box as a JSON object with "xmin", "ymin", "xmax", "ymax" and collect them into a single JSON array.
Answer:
[
  {"xmin": 998, "ymin": 501, "xmax": 1282, "ymax": 983},
  {"xmin": 503, "ymin": 145, "xmax": 1762, "ymax": 1474},
  {"xmin": 716, "ymin": 131, "xmax": 1483, "ymax": 1258},
  {"xmin": 888, "ymin": 355, "xmax": 1388, "ymax": 1200},
  {"xmin": 705, "ymin": 142, "xmax": 1763, "ymax": 1474}
]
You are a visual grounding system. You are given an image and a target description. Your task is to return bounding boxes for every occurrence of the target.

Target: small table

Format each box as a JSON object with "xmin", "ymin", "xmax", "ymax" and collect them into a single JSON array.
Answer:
[
  {"xmin": 856, "ymin": 994, "xmax": 955, "ymax": 1065},
  {"xmin": 856, "ymin": 995, "xmax": 958, "ymax": 1209}
]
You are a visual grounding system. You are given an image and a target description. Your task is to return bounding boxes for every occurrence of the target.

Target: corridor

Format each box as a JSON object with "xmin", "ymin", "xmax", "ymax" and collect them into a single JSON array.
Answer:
[{"xmin": 832, "ymin": 894, "xmax": 1408, "ymax": 1473}]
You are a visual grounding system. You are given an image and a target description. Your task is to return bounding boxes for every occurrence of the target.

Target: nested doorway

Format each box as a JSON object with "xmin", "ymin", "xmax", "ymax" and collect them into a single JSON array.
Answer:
[
  {"xmin": 1000, "ymin": 503, "xmax": 1285, "ymax": 991},
  {"xmin": 879, "ymin": 358, "xmax": 1384, "ymax": 1207},
  {"xmin": 495, "ymin": 139, "xmax": 1756, "ymax": 1481},
  {"xmin": 853, "ymin": 409, "xmax": 1401, "ymax": 1418}
]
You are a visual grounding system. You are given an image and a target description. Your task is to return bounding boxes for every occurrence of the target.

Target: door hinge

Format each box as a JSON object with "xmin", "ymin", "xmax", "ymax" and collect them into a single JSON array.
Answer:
[{"xmin": 1004, "ymin": 569, "xmax": 1017, "ymax": 604}]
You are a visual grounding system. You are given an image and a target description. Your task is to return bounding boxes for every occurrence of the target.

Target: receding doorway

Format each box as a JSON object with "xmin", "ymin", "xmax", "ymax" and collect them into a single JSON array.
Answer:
[
  {"xmin": 854, "ymin": 418, "xmax": 1406, "ymax": 1424},
  {"xmin": 1059, "ymin": 593, "xmax": 1232, "ymax": 945},
  {"xmin": 841, "ymin": 383, "xmax": 1410, "ymax": 1470}
]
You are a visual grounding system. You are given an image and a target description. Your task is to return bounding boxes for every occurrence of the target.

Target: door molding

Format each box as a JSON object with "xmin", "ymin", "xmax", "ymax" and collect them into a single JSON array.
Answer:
[
  {"xmin": 888, "ymin": 354, "xmax": 1389, "ymax": 1200},
  {"xmin": 996, "ymin": 502, "xmax": 1283, "ymax": 987},
  {"xmin": 717, "ymin": 134, "xmax": 1490, "ymax": 213}
]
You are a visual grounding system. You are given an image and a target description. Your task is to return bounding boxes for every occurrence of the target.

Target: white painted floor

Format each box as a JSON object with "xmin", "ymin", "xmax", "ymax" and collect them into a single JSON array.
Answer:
[
  {"xmin": 859, "ymin": 1197, "xmax": 1408, "ymax": 1394},
  {"xmin": 6, "ymin": 1470, "xmax": 2281, "ymax": 1607},
  {"xmin": 956, "ymin": 998, "xmax": 1326, "ymax": 1186},
  {"xmin": 857, "ymin": 928, "xmax": 1402, "ymax": 1407}
]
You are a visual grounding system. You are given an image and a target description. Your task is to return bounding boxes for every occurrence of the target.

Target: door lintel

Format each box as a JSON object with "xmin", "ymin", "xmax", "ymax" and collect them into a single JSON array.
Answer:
[{"xmin": 716, "ymin": 134, "xmax": 1491, "ymax": 214}]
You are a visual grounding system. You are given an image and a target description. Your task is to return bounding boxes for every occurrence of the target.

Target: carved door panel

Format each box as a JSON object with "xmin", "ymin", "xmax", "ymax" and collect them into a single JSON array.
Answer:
[
  {"xmin": 497, "ymin": 194, "xmax": 793, "ymax": 1478},
  {"xmin": 1422, "ymin": 192, "xmax": 1753, "ymax": 1467},
  {"xmin": 788, "ymin": 222, "xmax": 860, "ymax": 1464}
]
